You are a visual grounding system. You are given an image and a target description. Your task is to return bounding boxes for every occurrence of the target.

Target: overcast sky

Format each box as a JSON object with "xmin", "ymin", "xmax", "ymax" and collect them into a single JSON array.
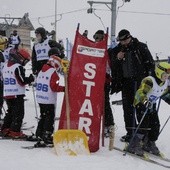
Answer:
[{"xmin": 1, "ymin": 0, "xmax": 170, "ymax": 59}]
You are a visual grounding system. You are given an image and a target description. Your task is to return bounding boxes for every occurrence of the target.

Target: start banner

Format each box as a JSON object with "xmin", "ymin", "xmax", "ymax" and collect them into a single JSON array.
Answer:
[{"xmin": 58, "ymin": 28, "xmax": 108, "ymax": 152}]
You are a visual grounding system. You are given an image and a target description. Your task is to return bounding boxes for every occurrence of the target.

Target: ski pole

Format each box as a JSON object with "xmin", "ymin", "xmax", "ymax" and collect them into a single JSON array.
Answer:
[
  {"xmin": 156, "ymin": 98, "xmax": 161, "ymax": 113},
  {"xmin": 159, "ymin": 115, "xmax": 170, "ymax": 136},
  {"xmin": 2, "ymin": 105, "xmax": 7, "ymax": 114},
  {"xmin": 32, "ymin": 84, "xmax": 39, "ymax": 123},
  {"xmin": 123, "ymin": 107, "xmax": 149, "ymax": 156}
]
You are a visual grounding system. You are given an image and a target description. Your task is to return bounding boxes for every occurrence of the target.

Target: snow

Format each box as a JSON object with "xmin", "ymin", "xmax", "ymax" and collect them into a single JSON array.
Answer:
[{"xmin": 0, "ymin": 63, "xmax": 170, "ymax": 170}]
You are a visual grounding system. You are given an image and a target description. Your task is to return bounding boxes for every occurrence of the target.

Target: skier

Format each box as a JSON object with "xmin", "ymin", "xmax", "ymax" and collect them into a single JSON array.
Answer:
[
  {"xmin": 0, "ymin": 48, "xmax": 34, "ymax": 138},
  {"xmin": 0, "ymin": 37, "xmax": 14, "ymax": 120},
  {"xmin": 27, "ymin": 50, "xmax": 67, "ymax": 147},
  {"xmin": 8, "ymin": 30, "xmax": 21, "ymax": 50},
  {"xmin": 127, "ymin": 62, "xmax": 170, "ymax": 156},
  {"xmin": 32, "ymin": 27, "xmax": 65, "ymax": 76}
]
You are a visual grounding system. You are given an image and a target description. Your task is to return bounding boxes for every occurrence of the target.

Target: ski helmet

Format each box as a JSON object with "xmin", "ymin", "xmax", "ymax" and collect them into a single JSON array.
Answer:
[
  {"xmin": 9, "ymin": 48, "xmax": 30, "ymax": 66},
  {"xmin": 155, "ymin": 62, "xmax": 170, "ymax": 80},
  {"xmin": 0, "ymin": 36, "xmax": 8, "ymax": 50},
  {"xmin": 48, "ymin": 55, "xmax": 62, "ymax": 71},
  {"xmin": 48, "ymin": 47, "xmax": 62, "ymax": 58},
  {"xmin": 35, "ymin": 27, "xmax": 46, "ymax": 39}
]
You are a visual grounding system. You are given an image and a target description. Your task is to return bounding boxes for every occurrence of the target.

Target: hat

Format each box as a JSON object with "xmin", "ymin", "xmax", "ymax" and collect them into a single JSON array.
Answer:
[
  {"xmin": 93, "ymin": 30, "xmax": 104, "ymax": 40},
  {"xmin": 94, "ymin": 30, "xmax": 104, "ymax": 35},
  {"xmin": 117, "ymin": 29, "xmax": 131, "ymax": 41}
]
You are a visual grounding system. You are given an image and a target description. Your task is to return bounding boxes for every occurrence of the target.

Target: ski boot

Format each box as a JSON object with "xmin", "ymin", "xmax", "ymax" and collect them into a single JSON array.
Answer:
[
  {"xmin": 26, "ymin": 133, "xmax": 39, "ymax": 141},
  {"xmin": 143, "ymin": 140, "xmax": 160, "ymax": 155},
  {"xmin": 126, "ymin": 134, "xmax": 144, "ymax": 156},
  {"xmin": 120, "ymin": 133, "xmax": 131, "ymax": 142}
]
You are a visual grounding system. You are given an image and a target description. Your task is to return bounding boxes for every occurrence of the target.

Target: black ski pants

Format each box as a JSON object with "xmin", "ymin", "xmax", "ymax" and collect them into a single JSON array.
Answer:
[
  {"xmin": 36, "ymin": 103, "xmax": 55, "ymax": 138},
  {"xmin": 104, "ymin": 83, "xmax": 114, "ymax": 127},
  {"xmin": 136, "ymin": 104, "xmax": 160, "ymax": 141},
  {"xmin": 1, "ymin": 95, "xmax": 25, "ymax": 132},
  {"xmin": 122, "ymin": 78, "xmax": 141, "ymax": 136}
]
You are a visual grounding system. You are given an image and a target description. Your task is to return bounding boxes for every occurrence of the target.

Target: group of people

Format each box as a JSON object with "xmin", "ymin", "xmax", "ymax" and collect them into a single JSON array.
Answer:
[
  {"xmin": 0, "ymin": 27, "xmax": 170, "ymax": 153},
  {"xmin": 0, "ymin": 27, "xmax": 67, "ymax": 147},
  {"xmin": 83, "ymin": 28, "xmax": 170, "ymax": 156},
  {"xmin": 108, "ymin": 29, "xmax": 170, "ymax": 156}
]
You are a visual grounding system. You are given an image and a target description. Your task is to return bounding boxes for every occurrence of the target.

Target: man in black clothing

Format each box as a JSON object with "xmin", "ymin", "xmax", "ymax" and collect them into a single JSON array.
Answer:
[
  {"xmin": 109, "ymin": 29, "xmax": 155, "ymax": 142},
  {"xmin": 32, "ymin": 27, "xmax": 65, "ymax": 75}
]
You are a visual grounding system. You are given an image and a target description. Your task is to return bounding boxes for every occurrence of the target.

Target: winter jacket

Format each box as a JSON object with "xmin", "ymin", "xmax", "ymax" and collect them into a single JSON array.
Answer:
[
  {"xmin": 32, "ymin": 39, "xmax": 65, "ymax": 75},
  {"xmin": 134, "ymin": 73, "xmax": 170, "ymax": 107},
  {"xmin": 109, "ymin": 37, "xmax": 155, "ymax": 93}
]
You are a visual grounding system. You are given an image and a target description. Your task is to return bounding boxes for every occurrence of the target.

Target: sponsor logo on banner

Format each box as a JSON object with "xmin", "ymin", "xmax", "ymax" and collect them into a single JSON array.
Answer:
[{"xmin": 77, "ymin": 45, "xmax": 105, "ymax": 58}]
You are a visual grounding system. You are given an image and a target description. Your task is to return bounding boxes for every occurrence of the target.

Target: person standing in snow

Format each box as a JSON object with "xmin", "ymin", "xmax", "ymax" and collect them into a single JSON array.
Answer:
[
  {"xmin": 1, "ymin": 48, "xmax": 34, "ymax": 138},
  {"xmin": 0, "ymin": 38, "xmax": 14, "ymax": 120},
  {"xmin": 32, "ymin": 27, "xmax": 65, "ymax": 76},
  {"xmin": 93, "ymin": 30, "xmax": 115, "ymax": 137},
  {"xmin": 126, "ymin": 62, "xmax": 170, "ymax": 156},
  {"xmin": 27, "ymin": 49, "xmax": 67, "ymax": 147},
  {"xmin": 8, "ymin": 30, "xmax": 21, "ymax": 50},
  {"xmin": 109, "ymin": 29, "xmax": 155, "ymax": 142}
]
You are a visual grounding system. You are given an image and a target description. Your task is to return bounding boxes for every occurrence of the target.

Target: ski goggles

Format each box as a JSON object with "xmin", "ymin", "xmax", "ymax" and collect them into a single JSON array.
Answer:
[{"xmin": 157, "ymin": 64, "xmax": 170, "ymax": 74}]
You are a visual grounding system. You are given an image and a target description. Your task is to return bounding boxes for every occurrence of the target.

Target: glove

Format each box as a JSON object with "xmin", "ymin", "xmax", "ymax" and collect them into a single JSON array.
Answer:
[
  {"xmin": 61, "ymin": 58, "xmax": 69, "ymax": 74},
  {"xmin": 143, "ymin": 99, "xmax": 153, "ymax": 109},
  {"xmin": 110, "ymin": 79, "xmax": 122, "ymax": 94},
  {"xmin": 28, "ymin": 74, "xmax": 35, "ymax": 83}
]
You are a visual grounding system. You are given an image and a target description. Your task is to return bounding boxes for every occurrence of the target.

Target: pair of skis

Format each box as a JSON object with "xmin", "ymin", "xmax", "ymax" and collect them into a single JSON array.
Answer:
[{"xmin": 114, "ymin": 146, "xmax": 170, "ymax": 169}]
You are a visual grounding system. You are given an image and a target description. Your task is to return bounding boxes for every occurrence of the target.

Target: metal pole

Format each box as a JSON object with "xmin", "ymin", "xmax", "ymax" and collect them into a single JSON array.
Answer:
[
  {"xmin": 87, "ymin": 0, "xmax": 117, "ymax": 46},
  {"xmin": 54, "ymin": 0, "xmax": 57, "ymax": 40},
  {"xmin": 111, "ymin": 0, "xmax": 117, "ymax": 43}
]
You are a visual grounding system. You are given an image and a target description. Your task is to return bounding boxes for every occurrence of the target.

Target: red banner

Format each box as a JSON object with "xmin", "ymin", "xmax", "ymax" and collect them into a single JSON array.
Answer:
[{"xmin": 59, "ymin": 29, "xmax": 108, "ymax": 152}]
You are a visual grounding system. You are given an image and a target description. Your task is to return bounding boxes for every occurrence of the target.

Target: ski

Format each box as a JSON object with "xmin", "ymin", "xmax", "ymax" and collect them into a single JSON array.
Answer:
[
  {"xmin": 114, "ymin": 146, "xmax": 170, "ymax": 169},
  {"xmin": 147, "ymin": 152, "xmax": 170, "ymax": 163},
  {"xmin": 21, "ymin": 126, "xmax": 35, "ymax": 131},
  {"xmin": 0, "ymin": 136, "xmax": 28, "ymax": 141},
  {"xmin": 111, "ymin": 99, "xmax": 122, "ymax": 105},
  {"xmin": 21, "ymin": 144, "xmax": 53, "ymax": 149}
]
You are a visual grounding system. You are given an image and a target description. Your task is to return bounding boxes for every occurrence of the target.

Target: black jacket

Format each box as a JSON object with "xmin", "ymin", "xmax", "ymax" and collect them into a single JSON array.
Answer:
[
  {"xmin": 32, "ymin": 39, "xmax": 65, "ymax": 75},
  {"xmin": 109, "ymin": 37, "xmax": 155, "ymax": 93}
]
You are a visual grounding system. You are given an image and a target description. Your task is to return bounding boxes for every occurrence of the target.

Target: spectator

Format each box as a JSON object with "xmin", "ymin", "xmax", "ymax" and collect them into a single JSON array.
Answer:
[
  {"xmin": 109, "ymin": 29, "xmax": 155, "ymax": 142},
  {"xmin": 93, "ymin": 30, "xmax": 115, "ymax": 137}
]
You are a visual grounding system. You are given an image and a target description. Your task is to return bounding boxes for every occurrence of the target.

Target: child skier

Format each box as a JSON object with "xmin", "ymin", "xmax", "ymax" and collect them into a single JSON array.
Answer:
[
  {"xmin": 127, "ymin": 62, "xmax": 170, "ymax": 156},
  {"xmin": 28, "ymin": 51, "xmax": 67, "ymax": 147},
  {"xmin": 1, "ymin": 48, "xmax": 34, "ymax": 138}
]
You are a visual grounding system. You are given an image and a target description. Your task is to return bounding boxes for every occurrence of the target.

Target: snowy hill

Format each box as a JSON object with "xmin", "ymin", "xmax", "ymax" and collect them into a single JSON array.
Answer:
[{"xmin": 0, "ymin": 63, "xmax": 170, "ymax": 170}]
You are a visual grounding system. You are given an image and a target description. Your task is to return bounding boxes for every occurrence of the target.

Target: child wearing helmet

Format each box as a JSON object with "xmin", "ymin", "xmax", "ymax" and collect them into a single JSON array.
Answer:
[
  {"xmin": 126, "ymin": 62, "xmax": 170, "ymax": 156},
  {"xmin": 0, "ymin": 48, "xmax": 34, "ymax": 138},
  {"xmin": 27, "ymin": 53, "xmax": 65, "ymax": 147}
]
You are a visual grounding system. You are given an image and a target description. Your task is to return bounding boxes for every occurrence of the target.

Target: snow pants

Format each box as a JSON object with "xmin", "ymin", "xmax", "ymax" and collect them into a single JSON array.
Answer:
[
  {"xmin": 1, "ymin": 95, "xmax": 25, "ymax": 132},
  {"xmin": 36, "ymin": 104, "xmax": 55, "ymax": 138}
]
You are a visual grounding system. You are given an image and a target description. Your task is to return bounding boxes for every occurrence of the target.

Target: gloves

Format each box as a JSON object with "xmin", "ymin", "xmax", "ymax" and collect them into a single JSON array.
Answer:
[
  {"xmin": 28, "ymin": 74, "xmax": 35, "ymax": 83},
  {"xmin": 143, "ymin": 99, "xmax": 153, "ymax": 109},
  {"xmin": 110, "ymin": 79, "xmax": 122, "ymax": 94},
  {"xmin": 61, "ymin": 58, "xmax": 69, "ymax": 74}
]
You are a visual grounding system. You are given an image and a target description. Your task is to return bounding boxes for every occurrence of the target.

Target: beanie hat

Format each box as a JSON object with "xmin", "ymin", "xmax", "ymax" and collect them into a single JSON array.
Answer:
[
  {"xmin": 93, "ymin": 30, "xmax": 104, "ymax": 40},
  {"xmin": 117, "ymin": 29, "xmax": 131, "ymax": 41}
]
